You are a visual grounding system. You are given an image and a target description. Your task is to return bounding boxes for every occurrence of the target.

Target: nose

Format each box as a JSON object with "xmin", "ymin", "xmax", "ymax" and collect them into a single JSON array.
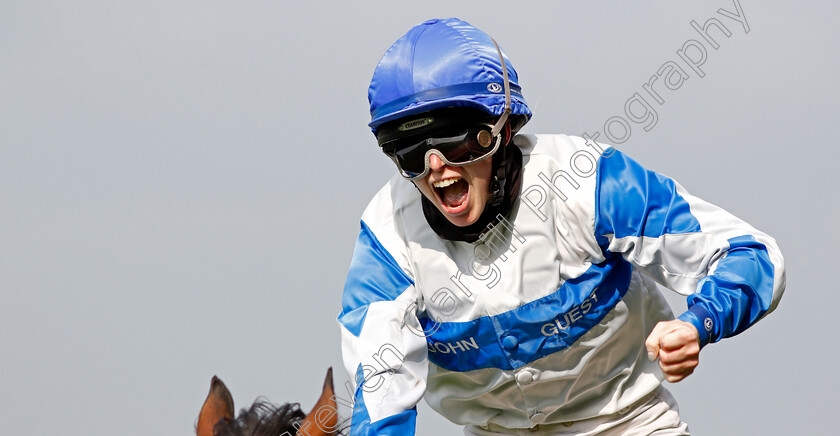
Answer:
[{"xmin": 428, "ymin": 153, "xmax": 445, "ymax": 171}]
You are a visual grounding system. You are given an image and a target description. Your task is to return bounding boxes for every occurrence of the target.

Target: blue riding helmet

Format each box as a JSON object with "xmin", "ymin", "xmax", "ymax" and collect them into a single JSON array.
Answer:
[{"xmin": 368, "ymin": 18, "xmax": 532, "ymax": 133}]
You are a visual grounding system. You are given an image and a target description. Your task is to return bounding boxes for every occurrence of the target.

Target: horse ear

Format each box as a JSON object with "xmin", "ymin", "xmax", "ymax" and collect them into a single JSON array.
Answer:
[
  {"xmin": 298, "ymin": 368, "xmax": 340, "ymax": 436},
  {"xmin": 197, "ymin": 376, "xmax": 235, "ymax": 436}
]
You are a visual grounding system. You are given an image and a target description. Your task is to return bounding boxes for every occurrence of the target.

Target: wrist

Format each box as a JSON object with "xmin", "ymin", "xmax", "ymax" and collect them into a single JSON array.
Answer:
[{"xmin": 677, "ymin": 305, "xmax": 715, "ymax": 347}]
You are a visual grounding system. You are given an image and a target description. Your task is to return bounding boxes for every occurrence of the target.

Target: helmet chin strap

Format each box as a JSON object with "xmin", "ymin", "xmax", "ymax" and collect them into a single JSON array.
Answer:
[
  {"xmin": 490, "ymin": 37, "xmax": 511, "ymax": 138},
  {"xmin": 488, "ymin": 123, "xmax": 509, "ymax": 208},
  {"xmin": 488, "ymin": 37, "xmax": 512, "ymax": 209}
]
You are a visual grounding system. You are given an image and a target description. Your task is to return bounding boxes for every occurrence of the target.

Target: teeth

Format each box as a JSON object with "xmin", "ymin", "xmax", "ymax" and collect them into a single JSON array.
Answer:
[{"xmin": 433, "ymin": 178, "xmax": 461, "ymax": 188}]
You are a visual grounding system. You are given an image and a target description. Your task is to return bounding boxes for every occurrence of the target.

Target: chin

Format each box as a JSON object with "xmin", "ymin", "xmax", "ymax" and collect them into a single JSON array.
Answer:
[{"xmin": 446, "ymin": 216, "xmax": 474, "ymax": 227}]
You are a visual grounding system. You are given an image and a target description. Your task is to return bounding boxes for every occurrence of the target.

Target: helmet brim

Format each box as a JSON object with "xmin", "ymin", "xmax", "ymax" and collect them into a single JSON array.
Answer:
[{"xmin": 369, "ymin": 94, "xmax": 530, "ymax": 132}]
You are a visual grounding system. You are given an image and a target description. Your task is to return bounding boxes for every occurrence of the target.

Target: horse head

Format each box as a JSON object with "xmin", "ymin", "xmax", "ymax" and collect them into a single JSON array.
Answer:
[{"xmin": 197, "ymin": 368, "xmax": 341, "ymax": 436}]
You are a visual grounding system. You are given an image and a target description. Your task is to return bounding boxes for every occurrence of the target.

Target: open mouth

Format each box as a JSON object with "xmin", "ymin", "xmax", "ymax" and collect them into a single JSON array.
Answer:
[{"xmin": 433, "ymin": 177, "xmax": 469, "ymax": 213}]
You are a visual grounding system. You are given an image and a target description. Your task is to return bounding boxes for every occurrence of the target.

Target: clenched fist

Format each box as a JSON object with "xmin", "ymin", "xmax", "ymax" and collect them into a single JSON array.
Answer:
[{"xmin": 645, "ymin": 320, "xmax": 701, "ymax": 383}]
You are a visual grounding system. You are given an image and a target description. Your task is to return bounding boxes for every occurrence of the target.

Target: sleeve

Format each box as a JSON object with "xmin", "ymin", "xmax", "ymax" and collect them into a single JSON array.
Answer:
[
  {"xmin": 593, "ymin": 149, "xmax": 786, "ymax": 347},
  {"xmin": 337, "ymin": 220, "xmax": 428, "ymax": 436}
]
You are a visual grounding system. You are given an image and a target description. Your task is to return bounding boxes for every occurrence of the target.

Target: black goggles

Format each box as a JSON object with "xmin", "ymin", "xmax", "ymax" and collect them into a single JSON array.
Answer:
[{"xmin": 381, "ymin": 124, "xmax": 500, "ymax": 180}]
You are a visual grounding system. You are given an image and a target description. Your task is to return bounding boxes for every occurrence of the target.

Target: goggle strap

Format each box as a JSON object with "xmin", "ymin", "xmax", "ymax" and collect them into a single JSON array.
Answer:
[{"xmin": 490, "ymin": 37, "xmax": 511, "ymax": 138}]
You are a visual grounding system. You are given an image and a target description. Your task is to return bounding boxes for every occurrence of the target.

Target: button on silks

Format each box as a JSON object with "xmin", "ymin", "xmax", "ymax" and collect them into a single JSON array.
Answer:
[
  {"xmin": 474, "ymin": 243, "xmax": 491, "ymax": 260},
  {"xmin": 516, "ymin": 370, "xmax": 533, "ymax": 384},
  {"xmin": 502, "ymin": 335, "xmax": 518, "ymax": 350},
  {"xmin": 529, "ymin": 412, "xmax": 546, "ymax": 426}
]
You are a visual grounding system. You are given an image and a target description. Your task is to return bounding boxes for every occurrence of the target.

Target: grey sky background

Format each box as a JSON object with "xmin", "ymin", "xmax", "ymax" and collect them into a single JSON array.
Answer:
[{"xmin": 1, "ymin": 1, "xmax": 837, "ymax": 435}]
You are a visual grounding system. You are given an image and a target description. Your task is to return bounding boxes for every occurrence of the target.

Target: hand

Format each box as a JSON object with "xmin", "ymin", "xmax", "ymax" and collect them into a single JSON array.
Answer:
[{"xmin": 644, "ymin": 320, "xmax": 701, "ymax": 383}]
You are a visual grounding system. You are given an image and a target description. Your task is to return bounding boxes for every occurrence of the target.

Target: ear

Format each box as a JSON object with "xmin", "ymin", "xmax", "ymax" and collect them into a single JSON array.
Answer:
[
  {"xmin": 503, "ymin": 120, "xmax": 513, "ymax": 145},
  {"xmin": 197, "ymin": 376, "xmax": 235, "ymax": 436},
  {"xmin": 297, "ymin": 368, "xmax": 340, "ymax": 436}
]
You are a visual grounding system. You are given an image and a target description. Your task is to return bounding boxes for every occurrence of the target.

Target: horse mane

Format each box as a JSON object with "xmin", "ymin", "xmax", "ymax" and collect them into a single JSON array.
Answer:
[
  {"xmin": 212, "ymin": 399, "xmax": 348, "ymax": 436},
  {"xmin": 212, "ymin": 399, "xmax": 303, "ymax": 436}
]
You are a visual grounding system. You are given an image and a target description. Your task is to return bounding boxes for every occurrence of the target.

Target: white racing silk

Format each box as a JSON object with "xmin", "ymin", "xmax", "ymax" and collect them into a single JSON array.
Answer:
[{"xmin": 337, "ymin": 134, "xmax": 785, "ymax": 435}]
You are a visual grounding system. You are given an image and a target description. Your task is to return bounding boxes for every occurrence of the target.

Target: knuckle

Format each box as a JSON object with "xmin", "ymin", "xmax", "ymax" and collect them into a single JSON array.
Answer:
[{"xmin": 680, "ymin": 329, "xmax": 698, "ymax": 342}]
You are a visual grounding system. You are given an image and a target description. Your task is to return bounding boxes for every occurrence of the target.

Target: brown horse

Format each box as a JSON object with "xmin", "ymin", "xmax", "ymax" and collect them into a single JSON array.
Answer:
[{"xmin": 197, "ymin": 368, "xmax": 343, "ymax": 436}]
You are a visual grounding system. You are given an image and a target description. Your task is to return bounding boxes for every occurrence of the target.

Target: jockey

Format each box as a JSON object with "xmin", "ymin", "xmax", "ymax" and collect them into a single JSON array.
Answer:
[{"xmin": 338, "ymin": 18, "xmax": 785, "ymax": 436}]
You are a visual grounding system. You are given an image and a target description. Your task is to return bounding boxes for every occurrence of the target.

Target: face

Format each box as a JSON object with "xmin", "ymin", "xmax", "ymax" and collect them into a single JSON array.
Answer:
[{"xmin": 413, "ymin": 152, "xmax": 494, "ymax": 227}]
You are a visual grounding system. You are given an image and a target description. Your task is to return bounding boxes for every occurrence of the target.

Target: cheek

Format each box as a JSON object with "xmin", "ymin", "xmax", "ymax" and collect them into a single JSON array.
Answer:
[
  {"xmin": 468, "ymin": 161, "xmax": 494, "ymax": 198},
  {"xmin": 470, "ymin": 179, "xmax": 488, "ymax": 202}
]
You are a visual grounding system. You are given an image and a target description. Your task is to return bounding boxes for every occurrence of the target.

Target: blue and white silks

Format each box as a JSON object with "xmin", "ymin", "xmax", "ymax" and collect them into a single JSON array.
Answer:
[{"xmin": 338, "ymin": 134, "xmax": 785, "ymax": 434}]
